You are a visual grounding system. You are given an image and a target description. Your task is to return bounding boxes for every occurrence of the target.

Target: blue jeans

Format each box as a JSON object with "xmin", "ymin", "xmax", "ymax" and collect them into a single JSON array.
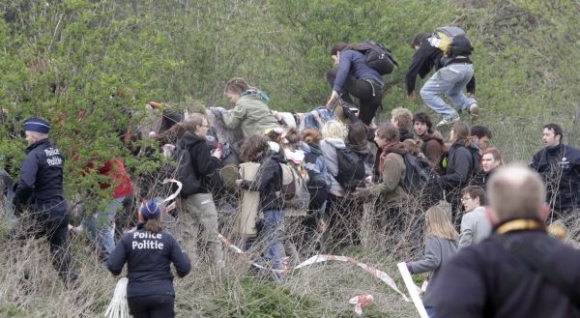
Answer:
[
  {"xmin": 262, "ymin": 210, "xmax": 284, "ymax": 280},
  {"xmin": 425, "ymin": 306, "xmax": 436, "ymax": 318},
  {"xmin": 82, "ymin": 197, "xmax": 126, "ymax": 261},
  {"xmin": 420, "ymin": 63, "xmax": 476, "ymax": 120}
]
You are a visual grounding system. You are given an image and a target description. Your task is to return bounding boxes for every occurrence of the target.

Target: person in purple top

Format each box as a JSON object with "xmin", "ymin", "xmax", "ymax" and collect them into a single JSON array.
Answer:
[{"xmin": 325, "ymin": 42, "xmax": 384, "ymax": 126}]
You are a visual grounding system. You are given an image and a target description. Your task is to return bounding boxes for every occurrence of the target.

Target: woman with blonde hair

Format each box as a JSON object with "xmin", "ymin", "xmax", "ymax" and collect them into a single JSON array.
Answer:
[{"xmin": 406, "ymin": 206, "xmax": 458, "ymax": 318}]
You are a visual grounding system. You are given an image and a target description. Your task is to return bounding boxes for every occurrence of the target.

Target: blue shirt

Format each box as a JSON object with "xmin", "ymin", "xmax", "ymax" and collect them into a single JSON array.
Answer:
[{"xmin": 333, "ymin": 49, "xmax": 384, "ymax": 92}]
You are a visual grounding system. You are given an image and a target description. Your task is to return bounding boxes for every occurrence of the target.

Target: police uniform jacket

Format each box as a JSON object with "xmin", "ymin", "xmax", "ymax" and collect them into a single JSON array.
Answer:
[
  {"xmin": 107, "ymin": 224, "xmax": 191, "ymax": 298},
  {"xmin": 13, "ymin": 139, "xmax": 65, "ymax": 210}
]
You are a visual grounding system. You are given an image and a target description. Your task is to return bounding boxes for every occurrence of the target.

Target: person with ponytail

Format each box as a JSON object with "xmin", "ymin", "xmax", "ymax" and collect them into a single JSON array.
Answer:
[
  {"xmin": 107, "ymin": 199, "xmax": 191, "ymax": 318},
  {"xmin": 222, "ymin": 77, "xmax": 281, "ymax": 139}
]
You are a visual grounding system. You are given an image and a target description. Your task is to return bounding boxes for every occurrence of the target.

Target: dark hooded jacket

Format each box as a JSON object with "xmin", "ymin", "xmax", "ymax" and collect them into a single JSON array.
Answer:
[
  {"xmin": 240, "ymin": 151, "xmax": 284, "ymax": 211},
  {"xmin": 406, "ymin": 40, "xmax": 475, "ymax": 95},
  {"xmin": 530, "ymin": 144, "xmax": 580, "ymax": 213},
  {"xmin": 440, "ymin": 141, "xmax": 479, "ymax": 202},
  {"xmin": 179, "ymin": 131, "xmax": 221, "ymax": 195}
]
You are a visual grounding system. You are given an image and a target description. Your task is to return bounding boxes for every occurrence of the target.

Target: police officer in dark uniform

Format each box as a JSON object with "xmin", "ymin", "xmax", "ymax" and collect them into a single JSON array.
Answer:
[
  {"xmin": 107, "ymin": 199, "xmax": 191, "ymax": 318},
  {"xmin": 11, "ymin": 117, "xmax": 78, "ymax": 287}
]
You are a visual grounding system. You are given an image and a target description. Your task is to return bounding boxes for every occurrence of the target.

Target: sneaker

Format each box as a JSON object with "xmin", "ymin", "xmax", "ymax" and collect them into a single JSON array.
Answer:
[
  {"xmin": 436, "ymin": 116, "xmax": 460, "ymax": 127},
  {"xmin": 469, "ymin": 104, "xmax": 479, "ymax": 118}
]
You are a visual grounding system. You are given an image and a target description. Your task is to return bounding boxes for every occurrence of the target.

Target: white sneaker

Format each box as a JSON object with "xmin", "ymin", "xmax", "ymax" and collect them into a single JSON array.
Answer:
[
  {"xmin": 469, "ymin": 104, "xmax": 479, "ymax": 118},
  {"xmin": 436, "ymin": 116, "xmax": 460, "ymax": 127}
]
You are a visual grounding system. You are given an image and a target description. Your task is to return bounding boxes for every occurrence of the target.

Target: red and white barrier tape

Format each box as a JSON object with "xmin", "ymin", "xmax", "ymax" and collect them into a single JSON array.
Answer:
[{"xmin": 218, "ymin": 233, "xmax": 410, "ymax": 302}]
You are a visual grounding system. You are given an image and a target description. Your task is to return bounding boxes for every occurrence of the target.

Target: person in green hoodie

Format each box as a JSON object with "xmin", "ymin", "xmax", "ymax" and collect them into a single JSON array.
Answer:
[{"xmin": 222, "ymin": 77, "xmax": 281, "ymax": 139}]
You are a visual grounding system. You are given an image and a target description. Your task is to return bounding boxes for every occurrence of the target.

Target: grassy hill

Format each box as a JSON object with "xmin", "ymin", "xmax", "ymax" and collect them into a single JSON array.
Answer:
[{"xmin": 1, "ymin": 0, "xmax": 579, "ymax": 317}]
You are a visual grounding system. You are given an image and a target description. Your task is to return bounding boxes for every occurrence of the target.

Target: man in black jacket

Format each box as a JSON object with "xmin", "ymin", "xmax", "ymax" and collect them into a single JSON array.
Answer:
[
  {"xmin": 530, "ymin": 123, "xmax": 580, "ymax": 221},
  {"xmin": 406, "ymin": 32, "xmax": 478, "ymax": 127},
  {"xmin": 11, "ymin": 117, "xmax": 78, "ymax": 287},
  {"xmin": 430, "ymin": 165, "xmax": 580, "ymax": 318}
]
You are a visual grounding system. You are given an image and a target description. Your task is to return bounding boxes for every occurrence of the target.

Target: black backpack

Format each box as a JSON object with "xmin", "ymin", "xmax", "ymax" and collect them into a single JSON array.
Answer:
[
  {"xmin": 335, "ymin": 146, "xmax": 366, "ymax": 192},
  {"xmin": 402, "ymin": 153, "xmax": 428, "ymax": 194},
  {"xmin": 402, "ymin": 153, "xmax": 443, "ymax": 207},
  {"xmin": 352, "ymin": 40, "xmax": 398, "ymax": 75}
]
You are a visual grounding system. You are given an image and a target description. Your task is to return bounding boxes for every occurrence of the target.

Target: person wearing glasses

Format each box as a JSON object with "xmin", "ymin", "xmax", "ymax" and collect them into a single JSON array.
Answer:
[
  {"xmin": 458, "ymin": 185, "xmax": 491, "ymax": 248},
  {"xmin": 176, "ymin": 114, "xmax": 224, "ymax": 267}
]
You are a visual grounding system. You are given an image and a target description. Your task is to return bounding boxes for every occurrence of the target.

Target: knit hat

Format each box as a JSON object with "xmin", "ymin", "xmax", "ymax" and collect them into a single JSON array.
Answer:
[
  {"xmin": 23, "ymin": 117, "xmax": 51, "ymax": 134},
  {"xmin": 140, "ymin": 199, "xmax": 162, "ymax": 220}
]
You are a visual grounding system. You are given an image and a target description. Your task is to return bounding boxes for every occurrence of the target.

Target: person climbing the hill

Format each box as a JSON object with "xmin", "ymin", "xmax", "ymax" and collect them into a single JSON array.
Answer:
[
  {"xmin": 325, "ymin": 42, "xmax": 384, "ymax": 126},
  {"xmin": 221, "ymin": 77, "xmax": 281, "ymax": 139},
  {"xmin": 406, "ymin": 31, "xmax": 478, "ymax": 127}
]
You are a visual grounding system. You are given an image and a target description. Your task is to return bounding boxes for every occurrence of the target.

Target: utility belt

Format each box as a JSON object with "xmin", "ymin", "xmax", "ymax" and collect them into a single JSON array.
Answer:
[{"xmin": 364, "ymin": 79, "xmax": 384, "ymax": 97}]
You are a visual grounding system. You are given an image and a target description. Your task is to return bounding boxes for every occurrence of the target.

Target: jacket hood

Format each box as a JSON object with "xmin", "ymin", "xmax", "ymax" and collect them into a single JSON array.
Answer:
[
  {"xmin": 420, "ymin": 130, "xmax": 445, "ymax": 144},
  {"xmin": 324, "ymin": 137, "xmax": 346, "ymax": 149},
  {"xmin": 180, "ymin": 131, "xmax": 205, "ymax": 148}
]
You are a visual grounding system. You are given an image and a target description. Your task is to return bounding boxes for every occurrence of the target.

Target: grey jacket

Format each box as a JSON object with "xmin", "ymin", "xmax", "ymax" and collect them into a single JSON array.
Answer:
[
  {"xmin": 410, "ymin": 235, "xmax": 458, "ymax": 307},
  {"xmin": 459, "ymin": 207, "xmax": 492, "ymax": 248},
  {"xmin": 320, "ymin": 137, "xmax": 346, "ymax": 197}
]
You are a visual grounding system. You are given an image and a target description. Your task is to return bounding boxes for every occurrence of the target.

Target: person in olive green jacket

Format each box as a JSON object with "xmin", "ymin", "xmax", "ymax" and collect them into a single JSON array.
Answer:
[
  {"xmin": 222, "ymin": 77, "xmax": 281, "ymax": 138},
  {"xmin": 354, "ymin": 122, "xmax": 410, "ymax": 240},
  {"xmin": 356, "ymin": 122, "xmax": 408, "ymax": 204}
]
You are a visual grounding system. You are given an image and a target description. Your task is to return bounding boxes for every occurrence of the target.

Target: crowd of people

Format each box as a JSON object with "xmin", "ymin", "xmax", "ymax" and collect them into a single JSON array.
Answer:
[{"xmin": 2, "ymin": 31, "xmax": 580, "ymax": 318}]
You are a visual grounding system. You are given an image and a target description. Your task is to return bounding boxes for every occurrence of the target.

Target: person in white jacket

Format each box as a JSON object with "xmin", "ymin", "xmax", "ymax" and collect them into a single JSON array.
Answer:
[{"xmin": 458, "ymin": 185, "xmax": 491, "ymax": 247}]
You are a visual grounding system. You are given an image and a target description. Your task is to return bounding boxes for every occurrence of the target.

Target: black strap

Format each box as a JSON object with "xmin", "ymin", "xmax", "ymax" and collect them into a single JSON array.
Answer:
[{"xmin": 494, "ymin": 234, "xmax": 580, "ymax": 308}]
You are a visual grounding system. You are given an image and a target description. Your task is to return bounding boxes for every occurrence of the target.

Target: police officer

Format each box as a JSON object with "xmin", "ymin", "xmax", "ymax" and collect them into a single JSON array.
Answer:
[
  {"xmin": 107, "ymin": 199, "xmax": 191, "ymax": 318},
  {"xmin": 11, "ymin": 117, "xmax": 78, "ymax": 287}
]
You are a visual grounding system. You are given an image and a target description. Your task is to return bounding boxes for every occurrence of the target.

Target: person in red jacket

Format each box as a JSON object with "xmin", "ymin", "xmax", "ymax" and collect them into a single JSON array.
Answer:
[{"xmin": 81, "ymin": 157, "xmax": 134, "ymax": 262}]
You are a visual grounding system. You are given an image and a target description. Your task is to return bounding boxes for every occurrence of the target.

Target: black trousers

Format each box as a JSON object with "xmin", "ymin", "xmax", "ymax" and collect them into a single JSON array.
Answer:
[
  {"xmin": 326, "ymin": 69, "xmax": 384, "ymax": 125},
  {"xmin": 128, "ymin": 295, "xmax": 175, "ymax": 318},
  {"xmin": 10, "ymin": 200, "xmax": 78, "ymax": 287}
]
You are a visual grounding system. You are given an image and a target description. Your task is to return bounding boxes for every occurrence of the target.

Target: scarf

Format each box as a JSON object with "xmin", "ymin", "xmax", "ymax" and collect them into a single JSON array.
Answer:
[{"xmin": 378, "ymin": 141, "xmax": 401, "ymax": 174}]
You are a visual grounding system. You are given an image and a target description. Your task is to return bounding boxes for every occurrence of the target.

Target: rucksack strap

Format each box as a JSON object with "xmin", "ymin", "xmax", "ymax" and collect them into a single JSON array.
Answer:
[{"xmin": 493, "ymin": 234, "xmax": 580, "ymax": 308}]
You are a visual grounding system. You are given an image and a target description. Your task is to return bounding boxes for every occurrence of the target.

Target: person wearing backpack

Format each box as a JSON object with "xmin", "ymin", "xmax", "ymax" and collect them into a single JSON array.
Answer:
[
  {"xmin": 406, "ymin": 30, "xmax": 478, "ymax": 127},
  {"xmin": 439, "ymin": 122, "xmax": 480, "ymax": 226},
  {"xmin": 176, "ymin": 114, "xmax": 224, "ymax": 267},
  {"xmin": 235, "ymin": 134, "xmax": 285, "ymax": 281},
  {"xmin": 325, "ymin": 42, "xmax": 385, "ymax": 126},
  {"xmin": 430, "ymin": 165, "xmax": 580, "ymax": 318},
  {"xmin": 320, "ymin": 120, "xmax": 366, "ymax": 249}
]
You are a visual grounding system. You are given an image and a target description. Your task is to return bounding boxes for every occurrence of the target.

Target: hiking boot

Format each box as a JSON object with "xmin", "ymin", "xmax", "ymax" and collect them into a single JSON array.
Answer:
[
  {"xmin": 436, "ymin": 116, "xmax": 460, "ymax": 127},
  {"xmin": 469, "ymin": 104, "xmax": 479, "ymax": 119}
]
